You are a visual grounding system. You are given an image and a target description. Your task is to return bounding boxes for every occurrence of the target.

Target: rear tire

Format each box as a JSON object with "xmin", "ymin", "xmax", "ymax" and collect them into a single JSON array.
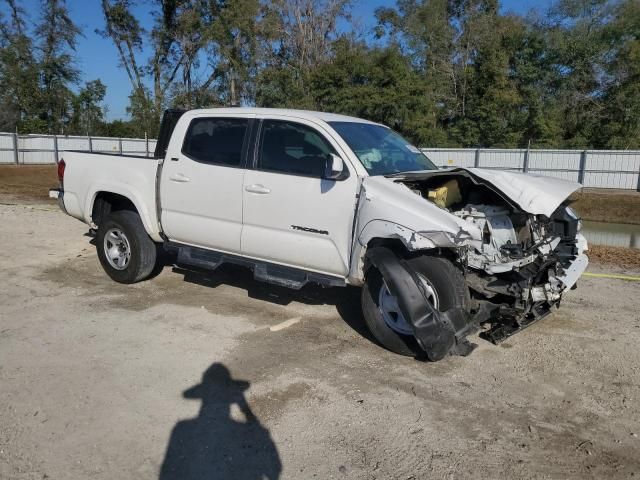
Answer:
[
  {"xmin": 96, "ymin": 210, "xmax": 158, "ymax": 284},
  {"xmin": 361, "ymin": 254, "xmax": 470, "ymax": 357}
]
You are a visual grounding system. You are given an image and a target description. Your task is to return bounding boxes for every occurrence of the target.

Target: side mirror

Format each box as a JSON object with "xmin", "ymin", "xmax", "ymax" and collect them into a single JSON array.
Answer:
[{"xmin": 324, "ymin": 153, "xmax": 345, "ymax": 180}]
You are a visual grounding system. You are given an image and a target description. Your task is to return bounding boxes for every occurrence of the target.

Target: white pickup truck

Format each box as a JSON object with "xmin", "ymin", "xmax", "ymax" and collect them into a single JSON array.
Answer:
[{"xmin": 50, "ymin": 108, "xmax": 588, "ymax": 360}]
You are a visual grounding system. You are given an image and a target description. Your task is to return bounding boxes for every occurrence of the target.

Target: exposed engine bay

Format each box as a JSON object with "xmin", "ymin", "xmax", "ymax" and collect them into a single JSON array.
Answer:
[{"xmin": 396, "ymin": 172, "xmax": 588, "ymax": 344}]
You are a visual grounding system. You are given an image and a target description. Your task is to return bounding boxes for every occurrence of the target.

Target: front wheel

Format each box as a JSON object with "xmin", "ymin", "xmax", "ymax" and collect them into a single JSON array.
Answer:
[
  {"xmin": 361, "ymin": 254, "xmax": 470, "ymax": 357},
  {"xmin": 96, "ymin": 210, "xmax": 158, "ymax": 284}
]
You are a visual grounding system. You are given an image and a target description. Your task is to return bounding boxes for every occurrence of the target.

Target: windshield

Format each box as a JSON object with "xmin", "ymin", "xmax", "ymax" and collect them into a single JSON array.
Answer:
[{"xmin": 329, "ymin": 121, "xmax": 437, "ymax": 175}]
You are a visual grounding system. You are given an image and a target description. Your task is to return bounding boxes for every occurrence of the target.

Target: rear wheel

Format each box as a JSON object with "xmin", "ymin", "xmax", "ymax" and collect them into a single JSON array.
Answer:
[
  {"xmin": 361, "ymin": 254, "xmax": 470, "ymax": 357},
  {"xmin": 96, "ymin": 210, "xmax": 158, "ymax": 284}
]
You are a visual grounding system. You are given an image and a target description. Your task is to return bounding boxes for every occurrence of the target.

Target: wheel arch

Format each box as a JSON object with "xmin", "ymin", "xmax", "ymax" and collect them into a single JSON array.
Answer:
[
  {"xmin": 349, "ymin": 218, "xmax": 463, "ymax": 285},
  {"xmin": 92, "ymin": 191, "xmax": 137, "ymax": 226},
  {"xmin": 86, "ymin": 187, "xmax": 161, "ymax": 241}
]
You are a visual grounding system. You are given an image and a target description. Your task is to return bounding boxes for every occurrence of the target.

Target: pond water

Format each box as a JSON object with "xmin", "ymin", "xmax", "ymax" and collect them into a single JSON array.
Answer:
[{"xmin": 581, "ymin": 221, "xmax": 640, "ymax": 249}]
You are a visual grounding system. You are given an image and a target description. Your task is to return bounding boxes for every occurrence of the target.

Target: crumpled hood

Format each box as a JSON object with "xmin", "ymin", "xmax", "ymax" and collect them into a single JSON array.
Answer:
[
  {"xmin": 466, "ymin": 168, "xmax": 581, "ymax": 217},
  {"xmin": 389, "ymin": 167, "xmax": 581, "ymax": 217}
]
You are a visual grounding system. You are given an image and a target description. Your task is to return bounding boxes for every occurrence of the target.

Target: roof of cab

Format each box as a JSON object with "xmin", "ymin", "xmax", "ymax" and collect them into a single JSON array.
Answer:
[{"xmin": 186, "ymin": 107, "xmax": 380, "ymax": 125}]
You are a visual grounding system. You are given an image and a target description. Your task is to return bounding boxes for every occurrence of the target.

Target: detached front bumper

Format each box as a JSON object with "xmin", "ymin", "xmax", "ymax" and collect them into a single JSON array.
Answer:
[
  {"xmin": 49, "ymin": 188, "xmax": 67, "ymax": 214},
  {"xmin": 479, "ymin": 246, "xmax": 589, "ymax": 344}
]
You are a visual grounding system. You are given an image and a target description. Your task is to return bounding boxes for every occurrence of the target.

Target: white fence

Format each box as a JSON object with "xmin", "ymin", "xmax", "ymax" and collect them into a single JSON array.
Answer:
[
  {"xmin": 422, "ymin": 148, "xmax": 640, "ymax": 191},
  {"xmin": 1, "ymin": 133, "xmax": 639, "ymax": 190},
  {"xmin": 582, "ymin": 222, "xmax": 640, "ymax": 249},
  {"xmin": 0, "ymin": 132, "xmax": 157, "ymax": 164}
]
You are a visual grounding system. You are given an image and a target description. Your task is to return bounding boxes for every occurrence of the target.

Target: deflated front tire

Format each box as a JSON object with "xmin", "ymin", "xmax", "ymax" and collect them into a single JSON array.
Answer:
[{"xmin": 361, "ymin": 254, "xmax": 471, "ymax": 358}]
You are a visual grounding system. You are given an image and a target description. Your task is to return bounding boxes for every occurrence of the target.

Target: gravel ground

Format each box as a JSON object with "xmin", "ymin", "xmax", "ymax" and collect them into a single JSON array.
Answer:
[{"xmin": 1, "ymin": 200, "xmax": 640, "ymax": 480}]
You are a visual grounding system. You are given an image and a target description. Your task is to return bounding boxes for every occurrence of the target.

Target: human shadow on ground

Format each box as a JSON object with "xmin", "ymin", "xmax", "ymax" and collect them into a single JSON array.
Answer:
[{"xmin": 159, "ymin": 362, "xmax": 282, "ymax": 480}]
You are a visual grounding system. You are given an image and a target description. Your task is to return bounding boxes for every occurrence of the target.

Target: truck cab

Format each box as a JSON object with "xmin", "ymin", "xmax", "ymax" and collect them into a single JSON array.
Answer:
[{"xmin": 158, "ymin": 109, "xmax": 366, "ymax": 279}]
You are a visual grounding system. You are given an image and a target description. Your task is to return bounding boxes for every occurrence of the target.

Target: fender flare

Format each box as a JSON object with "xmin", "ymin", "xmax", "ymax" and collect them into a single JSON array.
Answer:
[{"xmin": 85, "ymin": 185, "xmax": 162, "ymax": 241}]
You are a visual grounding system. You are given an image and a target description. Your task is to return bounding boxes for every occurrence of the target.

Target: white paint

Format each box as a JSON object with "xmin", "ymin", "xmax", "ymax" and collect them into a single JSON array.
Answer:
[
  {"xmin": 269, "ymin": 317, "xmax": 301, "ymax": 332},
  {"xmin": 59, "ymin": 150, "xmax": 162, "ymax": 241}
]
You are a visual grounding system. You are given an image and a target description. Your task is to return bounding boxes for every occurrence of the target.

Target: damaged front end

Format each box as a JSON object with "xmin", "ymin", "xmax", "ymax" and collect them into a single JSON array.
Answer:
[
  {"xmin": 393, "ymin": 169, "xmax": 589, "ymax": 346},
  {"xmin": 460, "ymin": 204, "xmax": 588, "ymax": 343},
  {"xmin": 357, "ymin": 168, "xmax": 588, "ymax": 358}
]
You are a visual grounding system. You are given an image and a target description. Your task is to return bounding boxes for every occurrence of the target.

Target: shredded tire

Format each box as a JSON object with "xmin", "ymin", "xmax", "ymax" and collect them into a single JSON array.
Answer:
[{"xmin": 361, "ymin": 254, "xmax": 470, "ymax": 357}]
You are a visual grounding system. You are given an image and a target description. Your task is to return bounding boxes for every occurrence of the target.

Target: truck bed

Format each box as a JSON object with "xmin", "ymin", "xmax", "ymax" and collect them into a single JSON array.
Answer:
[{"xmin": 58, "ymin": 151, "xmax": 162, "ymax": 241}]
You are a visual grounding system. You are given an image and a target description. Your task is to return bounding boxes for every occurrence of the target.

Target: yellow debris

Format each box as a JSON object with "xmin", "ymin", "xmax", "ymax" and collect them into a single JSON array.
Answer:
[{"xmin": 428, "ymin": 179, "xmax": 462, "ymax": 209}]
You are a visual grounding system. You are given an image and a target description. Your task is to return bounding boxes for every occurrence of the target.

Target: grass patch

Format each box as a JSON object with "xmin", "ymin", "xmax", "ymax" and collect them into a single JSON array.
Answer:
[
  {"xmin": 570, "ymin": 191, "xmax": 640, "ymax": 225},
  {"xmin": 588, "ymin": 245, "xmax": 640, "ymax": 270}
]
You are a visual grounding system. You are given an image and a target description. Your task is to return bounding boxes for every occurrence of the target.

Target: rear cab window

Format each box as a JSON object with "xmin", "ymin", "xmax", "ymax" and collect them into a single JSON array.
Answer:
[{"xmin": 182, "ymin": 118, "xmax": 249, "ymax": 167}]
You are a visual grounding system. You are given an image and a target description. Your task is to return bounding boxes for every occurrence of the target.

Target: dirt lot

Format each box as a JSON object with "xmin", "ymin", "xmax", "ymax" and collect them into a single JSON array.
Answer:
[
  {"xmin": 1, "ymin": 196, "xmax": 640, "ymax": 479},
  {"xmin": 0, "ymin": 165, "xmax": 57, "ymax": 205}
]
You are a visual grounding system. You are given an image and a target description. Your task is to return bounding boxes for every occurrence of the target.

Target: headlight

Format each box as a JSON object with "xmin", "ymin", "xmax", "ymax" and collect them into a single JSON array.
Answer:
[{"xmin": 565, "ymin": 206, "xmax": 582, "ymax": 232}]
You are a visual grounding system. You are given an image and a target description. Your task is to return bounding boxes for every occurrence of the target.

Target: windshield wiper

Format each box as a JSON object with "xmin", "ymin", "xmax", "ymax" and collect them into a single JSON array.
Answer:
[{"xmin": 384, "ymin": 170, "xmax": 432, "ymax": 178}]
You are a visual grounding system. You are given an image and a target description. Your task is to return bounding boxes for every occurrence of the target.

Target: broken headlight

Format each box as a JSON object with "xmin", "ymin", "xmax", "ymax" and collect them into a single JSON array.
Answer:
[{"xmin": 565, "ymin": 206, "xmax": 582, "ymax": 232}]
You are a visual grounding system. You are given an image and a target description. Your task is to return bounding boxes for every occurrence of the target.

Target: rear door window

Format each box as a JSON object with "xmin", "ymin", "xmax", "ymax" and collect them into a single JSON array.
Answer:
[
  {"xmin": 257, "ymin": 120, "xmax": 336, "ymax": 177},
  {"xmin": 182, "ymin": 118, "xmax": 249, "ymax": 167}
]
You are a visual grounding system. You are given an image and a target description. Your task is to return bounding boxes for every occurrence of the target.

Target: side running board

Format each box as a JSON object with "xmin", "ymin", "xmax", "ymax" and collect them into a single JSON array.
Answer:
[{"xmin": 168, "ymin": 242, "xmax": 345, "ymax": 290}]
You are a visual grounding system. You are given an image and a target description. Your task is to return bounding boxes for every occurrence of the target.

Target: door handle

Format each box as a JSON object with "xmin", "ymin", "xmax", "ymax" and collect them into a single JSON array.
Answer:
[
  {"xmin": 169, "ymin": 173, "xmax": 190, "ymax": 183},
  {"xmin": 245, "ymin": 184, "xmax": 271, "ymax": 194}
]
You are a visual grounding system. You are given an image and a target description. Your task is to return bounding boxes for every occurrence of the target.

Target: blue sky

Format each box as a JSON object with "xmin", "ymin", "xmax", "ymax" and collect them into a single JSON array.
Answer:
[{"xmin": 10, "ymin": 0, "xmax": 552, "ymax": 121}]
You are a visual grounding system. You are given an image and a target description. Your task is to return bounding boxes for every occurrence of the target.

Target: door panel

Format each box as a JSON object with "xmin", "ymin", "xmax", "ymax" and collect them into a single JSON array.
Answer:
[
  {"xmin": 160, "ymin": 116, "xmax": 250, "ymax": 253},
  {"xmin": 241, "ymin": 119, "xmax": 358, "ymax": 276}
]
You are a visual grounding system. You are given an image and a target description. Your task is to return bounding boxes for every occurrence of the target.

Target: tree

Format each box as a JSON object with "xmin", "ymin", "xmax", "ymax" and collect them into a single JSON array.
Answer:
[
  {"xmin": 36, "ymin": 0, "xmax": 82, "ymax": 133},
  {"xmin": 147, "ymin": 0, "xmax": 193, "ymax": 120},
  {"xmin": 376, "ymin": 0, "xmax": 454, "ymax": 122},
  {"xmin": 545, "ymin": 0, "xmax": 612, "ymax": 147},
  {"xmin": 447, "ymin": 14, "xmax": 529, "ymax": 147},
  {"xmin": 1, "ymin": 0, "xmax": 637, "ymax": 149},
  {"xmin": 309, "ymin": 39, "xmax": 445, "ymax": 145},
  {"xmin": 505, "ymin": 18, "xmax": 564, "ymax": 147},
  {"xmin": 597, "ymin": 0, "xmax": 640, "ymax": 148},
  {"xmin": 69, "ymin": 79, "xmax": 107, "ymax": 135},
  {"xmin": 205, "ymin": 0, "xmax": 257, "ymax": 106},
  {"xmin": 0, "ymin": 0, "xmax": 42, "ymax": 132},
  {"xmin": 102, "ymin": 119, "xmax": 138, "ymax": 138},
  {"xmin": 169, "ymin": 0, "xmax": 208, "ymax": 109},
  {"xmin": 256, "ymin": 0, "xmax": 353, "ymax": 108},
  {"xmin": 98, "ymin": 0, "xmax": 146, "ymax": 96},
  {"xmin": 99, "ymin": 0, "xmax": 158, "ymax": 135},
  {"xmin": 99, "ymin": 0, "xmax": 182, "ymax": 136},
  {"xmin": 375, "ymin": 0, "xmax": 511, "ymax": 146}
]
